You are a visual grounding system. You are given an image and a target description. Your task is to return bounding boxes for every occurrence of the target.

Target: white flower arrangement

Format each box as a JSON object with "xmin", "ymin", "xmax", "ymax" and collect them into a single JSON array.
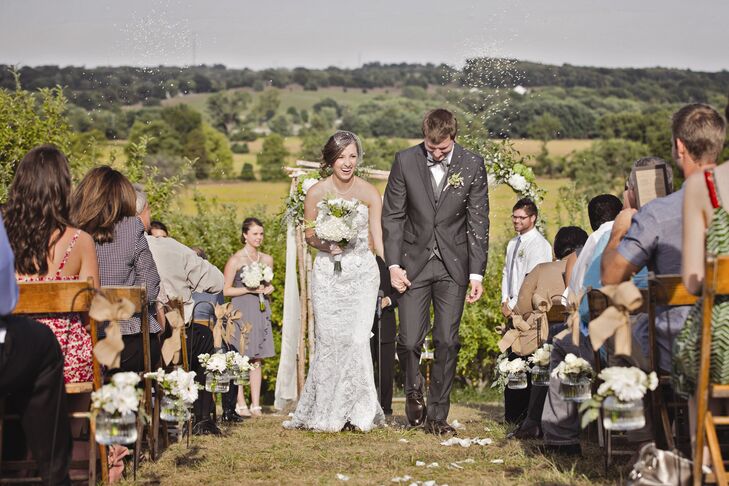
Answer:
[
  {"xmin": 240, "ymin": 261, "xmax": 274, "ymax": 311},
  {"xmin": 283, "ymin": 173, "xmax": 321, "ymax": 226},
  {"xmin": 198, "ymin": 352, "xmax": 229, "ymax": 374},
  {"xmin": 145, "ymin": 368, "xmax": 199, "ymax": 405},
  {"xmin": 91, "ymin": 372, "xmax": 142, "ymax": 415},
  {"xmin": 596, "ymin": 366, "xmax": 658, "ymax": 403},
  {"xmin": 529, "ymin": 343, "xmax": 553, "ymax": 368},
  {"xmin": 313, "ymin": 197, "xmax": 361, "ymax": 273},
  {"xmin": 551, "ymin": 353, "xmax": 593, "ymax": 380},
  {"xmin": 225, "ymin": 350, "xmax": 255, "ymax": 372},
  {"xmin": 498, "ymin": 357, "xmax": 529, "ymax": 375},
  {"xmin": 507, "ymin": 173, "xmax": 528, "ymax": 192}
]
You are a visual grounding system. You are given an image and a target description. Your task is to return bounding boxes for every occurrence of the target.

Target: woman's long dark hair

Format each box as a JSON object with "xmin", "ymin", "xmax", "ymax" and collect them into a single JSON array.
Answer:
[{"xmin": 2, "ymin": 144, "xmax": 73, "ymax": 275}]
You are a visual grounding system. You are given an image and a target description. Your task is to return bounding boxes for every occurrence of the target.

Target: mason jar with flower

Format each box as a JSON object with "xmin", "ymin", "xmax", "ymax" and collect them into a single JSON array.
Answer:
[
  {"xmin": 91, "ymin": 372, "xmax": 142, "ymax": 445},
  {"xmin": 498, "ymin": 357, "xmax": 529, "ymax": 390},
  {"xmin": 553, "ymin": 353, "xmax": 593, "ymax": 402},
  {"xmin": 198, "ymin": 352, "xmax": 231, "ymax": 393},
  {"xmin": 528, "ymin": 343, "xmax": 552, "ymax": 387},
  {"xmin": 145, "ymin": 367, "xmax": 199, "ymax": 423}
]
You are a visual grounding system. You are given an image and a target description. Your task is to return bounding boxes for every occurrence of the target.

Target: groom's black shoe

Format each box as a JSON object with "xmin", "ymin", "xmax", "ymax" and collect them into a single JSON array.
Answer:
[
  {"xmin": 424, "ymin": 418, "xmax": 456, "ymax": 436},
  {"xmin": 405, "ymin": 392, "xmax": 427, "ymax": 426}
]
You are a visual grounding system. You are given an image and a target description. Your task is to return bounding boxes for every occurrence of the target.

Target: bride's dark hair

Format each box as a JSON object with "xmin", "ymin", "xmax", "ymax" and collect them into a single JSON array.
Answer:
[
  {"xmin": 320, "ymin": 131, "xmax": 361, "ymax": 177},
  {"xmin": 2, "ymin": 144, "xmax": 72, "ymax": 275}
]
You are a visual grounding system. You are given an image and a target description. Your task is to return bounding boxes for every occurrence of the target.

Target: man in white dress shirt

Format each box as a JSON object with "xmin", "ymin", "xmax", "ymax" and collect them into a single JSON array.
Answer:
[
  {"xmin": 501, "ymin": 198, "xmax": 552, "ymax": 318},
  {"xmin": 500, "ymin": 197, "xmax": 552, "ymax": 423}
]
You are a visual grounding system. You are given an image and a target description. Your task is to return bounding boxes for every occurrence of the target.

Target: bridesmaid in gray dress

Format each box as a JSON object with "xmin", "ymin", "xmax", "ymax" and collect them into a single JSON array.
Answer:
[{"xmin": 223, "ymin": 217, "xmax": 275, "ymax": 417}]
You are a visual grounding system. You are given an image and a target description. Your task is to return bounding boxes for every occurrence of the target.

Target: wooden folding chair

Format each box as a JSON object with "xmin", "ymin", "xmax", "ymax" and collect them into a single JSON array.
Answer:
[
  {"xmin": 0, "ymin": 279, "xmax": 107, "ymax": 484},
  {"xmin": 694, "ymin": 255, "xmax": 729, "ymax": 485},
  {"xmin": 586, "ymin": 287, "xmax": 649, "ymax": 471},
  {"xmin": 100, "ymin": 285, "xmax": 159, "ymax": 474},
  {"xmin": 646, "ymin": 273, "xmax": 696, "ymax": 452}
]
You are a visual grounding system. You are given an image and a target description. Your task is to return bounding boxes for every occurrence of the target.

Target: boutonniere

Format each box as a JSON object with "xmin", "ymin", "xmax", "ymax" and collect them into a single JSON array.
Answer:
[
  {"xmin": 518, "ymin": 248, "xmax": 525, "ymax": 259},
  {"xmin": 447, "ymin": 172, "xmax": 464, "ymax": 188}
]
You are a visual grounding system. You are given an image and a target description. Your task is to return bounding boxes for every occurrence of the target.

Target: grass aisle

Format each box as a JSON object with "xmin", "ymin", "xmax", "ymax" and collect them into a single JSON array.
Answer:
[{"xmin": 129, "ymin": 401, "xmax": 624, "ymax": 485}]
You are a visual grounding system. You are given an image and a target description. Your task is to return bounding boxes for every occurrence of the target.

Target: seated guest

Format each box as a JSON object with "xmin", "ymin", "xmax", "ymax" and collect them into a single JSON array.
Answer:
[
  {"xmin": 190, "ymin": 247, "xmax": 224, "ymax": 325},
  {"xmin": 134, "ymin": 185, "xmax": 228, "ymax": 432},
  {"xmin": 149, "ymin": 220, "xmax": 169, "ymax": 238},
  {"xmin": 507, "ymin": 226, "xmax": 588, "ymax": 439},
  {"xmin": 0, "ymin": 213, "xmax": 72, "ymax": 485},
  {"xmin": 70, "ymin": 166, "xmax": 163, "ymax": 372},
  {"xmin": 3, "ymin": 145, "xmax": 99, "ymax": 383}
]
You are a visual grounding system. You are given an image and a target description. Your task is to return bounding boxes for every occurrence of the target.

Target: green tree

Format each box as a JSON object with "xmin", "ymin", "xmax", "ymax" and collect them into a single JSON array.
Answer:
[
  {"xmin": 257, "ymin": 133, "xmax": 289, "ymax": 181},
  {"xmin": 252, "ymin": 89, "xmax": 281, "ymax": 123},
  {"xmin": 127, "ymin": 119, "xmax": 181, "ymax": 156},
  {"xmin": 269, "ymin": 115, "xmax": 292, "ymax": 136},
  {"xmin": 239, "ymin": 162, "xmax": 255, "ymax": 180},
  {"xmin": 527, "ymin": 113, "xmax": 562, "ymax": 140},
  {"xmin": 202, "ymin": 123, "xmax": 234, "ymax": 179},
  {"xmin": 206, "ymin": 91, "xmax": 252, "ymax": 134}
]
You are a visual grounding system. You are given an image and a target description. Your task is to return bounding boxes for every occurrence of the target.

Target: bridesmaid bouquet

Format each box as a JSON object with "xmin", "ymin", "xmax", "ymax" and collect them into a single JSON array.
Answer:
[
  {"xmin": 240, "ymin": 262, "xmax": 274, "ymax": 311},
  {"xmin": 313, "ymin": 197, "xmax": 361, "ymax": 273}
]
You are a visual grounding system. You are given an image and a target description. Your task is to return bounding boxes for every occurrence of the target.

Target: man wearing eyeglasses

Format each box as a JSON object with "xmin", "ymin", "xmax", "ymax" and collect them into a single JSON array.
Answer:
[{"xmin": 501, "ymin": 198, "xmax": 552, "ymax": 423}]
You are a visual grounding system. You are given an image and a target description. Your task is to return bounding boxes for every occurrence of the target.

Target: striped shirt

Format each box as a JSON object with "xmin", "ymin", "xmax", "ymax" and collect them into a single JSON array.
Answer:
[{"xmin": 95, "ymin": 216, "xmax": 161, "ymax": 335}]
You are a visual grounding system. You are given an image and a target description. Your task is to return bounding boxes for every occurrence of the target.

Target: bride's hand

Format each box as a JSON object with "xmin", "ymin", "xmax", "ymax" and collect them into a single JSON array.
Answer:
[{"xmin": 328, "ymin": 243, "xmax": 343, "ymax": 255}]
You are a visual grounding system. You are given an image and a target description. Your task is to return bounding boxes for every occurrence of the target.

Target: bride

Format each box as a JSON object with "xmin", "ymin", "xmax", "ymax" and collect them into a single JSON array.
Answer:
[{"xmin": 283, "ymin": 131, "xmax": 385, "ymax": 432}]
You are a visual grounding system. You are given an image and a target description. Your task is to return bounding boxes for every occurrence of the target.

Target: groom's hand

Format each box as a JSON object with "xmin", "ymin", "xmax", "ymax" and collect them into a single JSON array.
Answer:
[
  {"xmin": 466, "ymin": 279, "xmax": 483, "ymax": 304},
  {"xmin": 390, "ymin": 266, "xmax": 411, "ymax": 293}
]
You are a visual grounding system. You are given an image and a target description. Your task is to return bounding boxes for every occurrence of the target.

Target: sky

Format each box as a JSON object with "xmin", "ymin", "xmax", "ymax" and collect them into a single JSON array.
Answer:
[{"xmin": 0, "ymin": 0, "xmax": 726, "ymax": 72}]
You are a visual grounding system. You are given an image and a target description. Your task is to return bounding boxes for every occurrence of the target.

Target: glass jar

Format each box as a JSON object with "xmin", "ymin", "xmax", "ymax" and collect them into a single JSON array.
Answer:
[
  {"xmin": 205, "ymin": 372, "xmax": 230, "ymax": 393},
  {"xmin": 558, "ymin": 375, "xmax": 592, "ymax": 402},
  {"xmin": 531, "ymin": 365, "xmax": 550, "ymax": 387},
  {"xmin": 602, "ymin": 396, "xmax": 645, "ymax": 431},
  {"xmin": 160, "ymin": 396, "xmax": 191, "ymax": 423},
  {"xmin": 507, "ymin": 370, "xmax": 528, "ymax": 390},
  {"xmin": 95, "ymin": 411, "xmax": 137, "ymax": 445},
  {"xmin": 234, "ymin": 369, "xmax": 249, "ymax": 385}
]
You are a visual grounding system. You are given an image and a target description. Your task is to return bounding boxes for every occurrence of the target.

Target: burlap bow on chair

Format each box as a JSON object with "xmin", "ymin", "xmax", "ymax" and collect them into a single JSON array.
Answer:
[
  {"xmin": 588, "ymin": 281, "xmax": 642, "ymax": 356},
  {"xmin": 90, "ymin": 294, "xmax": 135, "ymax": 369},
  {"xmin": 213, "ymin": 303, "xmax": 242, "ymax": 348},
  {"xmin": 498, "ymin": 293, "xmax": 551, "ymax": 356},
  {"xmin": 553, "ymin": 290, "xmax": 583, "ymax": 346},
  {"xmin": 161, "ymin": 308, "xmax": 185, "ymax": 365}
]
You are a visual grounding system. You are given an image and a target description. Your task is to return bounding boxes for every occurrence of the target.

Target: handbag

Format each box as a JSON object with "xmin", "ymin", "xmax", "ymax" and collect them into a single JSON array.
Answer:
[{"xmin": 627, "ymin": 443, "xmax": 692, "ymax": 486}]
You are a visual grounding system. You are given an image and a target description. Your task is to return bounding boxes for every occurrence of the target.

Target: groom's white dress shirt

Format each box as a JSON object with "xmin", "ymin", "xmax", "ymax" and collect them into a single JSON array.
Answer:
[
  {"xmin": 501, "ymin": 226, "xmax": 552, "ymax": 310},
  {"xmin": 390, "ymin": 147, "xmax": 483, "ymax": 282}
]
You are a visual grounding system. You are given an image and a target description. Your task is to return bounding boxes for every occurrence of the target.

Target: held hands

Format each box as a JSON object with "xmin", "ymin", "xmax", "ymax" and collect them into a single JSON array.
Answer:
[
  {"xmin": 390, "ymin": 266, "xmax": 411, "ymax": 294},
  {"xmin": 380, "ymin": 296, "xmax": 391, "ymax": 309},
  {"xmin": 328, "ymin": 242, "xmax": 343, "ymax": 256},
  {"xmin": 466, "ymin": 280, "xmax": 483, "ymax": 304}
]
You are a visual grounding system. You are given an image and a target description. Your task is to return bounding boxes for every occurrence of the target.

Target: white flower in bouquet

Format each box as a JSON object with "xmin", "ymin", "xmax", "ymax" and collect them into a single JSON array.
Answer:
[
  {"xmin": 507, "ymin": 173, "xmax": 528, "ymax": 192},
  {"xmin": 240, "ymin": 263, "xmax": 264, "ymax": 288},
  {"xmin": 529, "ymin": 343, "xmax": 553, "ymax": 367},
  {"xmin": 597, "ymin": 366, "xmax": 658, "ymax": 403},
  {"xmin": 498, "ymin": 357, "xmax": 528, "ymax": 375},
  {"xmin": 229, "ymin": 351, "xmax": 254, "ymax": 372},
  {"xmin": 111, "ymin": 372, "xmax": 141, "ymax": 388},
  {"xmin": 301, "ymin": 178, "xmax": 319, "ymax": 194},
  {"xmin": 551, "ymin": 353, "xmax": 593, "ymax": 380},
  {"xmin": 167, "ymin": 368, "xmax": 199, "ymax": 404},
  {"xmin": 314, "ymin": 198, "xmax": 361, "ymax": 273},
  {"xmin": 198, "ymin": 352, "xmax": 228, "ymax": 373}
]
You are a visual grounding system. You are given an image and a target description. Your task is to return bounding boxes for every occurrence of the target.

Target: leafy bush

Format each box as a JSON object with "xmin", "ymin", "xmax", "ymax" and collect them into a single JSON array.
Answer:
[
  {"xmin": 239, "ymin": 162, "xmax": 255, "ymax": 181},
  {"xmin": 231, "ymin": 142, "xmax": 250, "ymax": 154}
]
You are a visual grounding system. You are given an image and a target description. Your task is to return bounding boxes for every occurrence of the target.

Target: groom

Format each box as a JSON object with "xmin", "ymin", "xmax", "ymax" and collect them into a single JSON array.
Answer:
[{"xmin": 382, "ymin": 108, "xmax": 489, "ymax": 434}]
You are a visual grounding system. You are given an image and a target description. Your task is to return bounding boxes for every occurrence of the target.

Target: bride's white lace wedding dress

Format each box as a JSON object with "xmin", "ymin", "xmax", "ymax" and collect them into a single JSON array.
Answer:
[{"xmin": 283, "ymin": 201, "xmax": 384, "ymax": 432}]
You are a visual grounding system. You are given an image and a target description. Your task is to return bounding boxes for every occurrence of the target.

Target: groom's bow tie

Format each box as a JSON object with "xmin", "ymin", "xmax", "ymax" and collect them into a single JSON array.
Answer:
[{"xmin": 426, "ymin": 157, "xmax": 447, "ymax": 168}]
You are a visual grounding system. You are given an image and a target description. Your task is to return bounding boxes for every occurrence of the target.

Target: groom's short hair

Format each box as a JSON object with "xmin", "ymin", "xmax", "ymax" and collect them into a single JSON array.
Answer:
[{"xmin": 422, "ymin": 109, "xmax": 458, "ymax": 143}]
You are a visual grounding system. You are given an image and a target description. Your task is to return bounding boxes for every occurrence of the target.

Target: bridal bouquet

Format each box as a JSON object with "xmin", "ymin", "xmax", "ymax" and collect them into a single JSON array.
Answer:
[
  {"xmin": 145, "ymin": 367, "xmax": 199, "ymax": 422},
  {"xmin": 313, "ymin": 197, "xmax": 361, "ymax": 273},
  {"xmin": 580, "ymin": 366, "xmax": 658, "ymax": 430},
  {"xmin": 240, "ymin": 261, "xmax": 274, "ymax": 311}
]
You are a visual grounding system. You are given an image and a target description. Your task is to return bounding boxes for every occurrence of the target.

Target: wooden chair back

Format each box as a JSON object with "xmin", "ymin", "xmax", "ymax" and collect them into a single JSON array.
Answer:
[
  {"xmin": 694, "ymin": 255, "xmax": 729, "ymax": 485},
  {"xmin": 1, "ymin": 279, "xmax": 106, "ymax": 484}
]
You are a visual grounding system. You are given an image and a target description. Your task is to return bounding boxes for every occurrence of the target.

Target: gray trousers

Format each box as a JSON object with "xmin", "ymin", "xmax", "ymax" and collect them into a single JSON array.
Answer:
[
  {"xmin": 396, "ymin": 257, "xmax": 467, "ymax": 421},
  {"xmin": 541, "ymin": 314, "xmax": 653, "ymax": 445}
]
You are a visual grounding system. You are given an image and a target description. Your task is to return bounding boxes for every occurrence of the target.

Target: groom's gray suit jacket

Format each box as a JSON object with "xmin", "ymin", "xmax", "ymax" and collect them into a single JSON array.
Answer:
[{"xmin": 382, "ymin": 142, "xmax": 490, "ymax": 286}]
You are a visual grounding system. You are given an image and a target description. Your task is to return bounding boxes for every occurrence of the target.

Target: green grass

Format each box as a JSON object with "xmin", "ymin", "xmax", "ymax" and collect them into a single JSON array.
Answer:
[{"xmin": 126, "ymin": 402, "xmax": 623, "ymax": 485}]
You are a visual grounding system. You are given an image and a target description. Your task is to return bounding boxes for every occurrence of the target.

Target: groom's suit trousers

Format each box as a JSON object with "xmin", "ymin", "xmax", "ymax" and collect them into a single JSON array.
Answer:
[{"xmin": 397, "ymin": 257, "xmax": 467, "ymax": 421}]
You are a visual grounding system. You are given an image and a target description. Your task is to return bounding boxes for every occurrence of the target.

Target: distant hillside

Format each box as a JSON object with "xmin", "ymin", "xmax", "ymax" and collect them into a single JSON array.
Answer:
[{"xmin": 1, "ymin": 60, "xmax": 726, "ymax": 110}]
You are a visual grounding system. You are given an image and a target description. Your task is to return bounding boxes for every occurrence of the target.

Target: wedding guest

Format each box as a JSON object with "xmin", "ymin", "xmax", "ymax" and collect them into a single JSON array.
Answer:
[
  {"xmin": 149, "ymin": 220, "xmax": 169, "ymax": 238},
  {"xmin": 655, "ymin": 104, "xmax": 724, "ymax": 466},
  {"xmin": 3, "ymin": 145, "xmax": 99, "ymax": 382},
  {"xmin": 501, "ymin": 197, "xmax": 552, "ymax": 424},
  {"xmin": 71, "ymin": 166, "xmax": 163, "ymax": 373},
  {"xmin": 507, "ymin": 226, "xmax": 588, "ymax": 439},
  {"xmin": 223, "ymin": 217, "xmax": 275, "ymax": 419},
  {"xmin": 191, "ymin": 247, "xmax": 224, "ymax": 325},
  {"xmin": 371, "ymin": 255, "xmax": 399, "ymax": 416},
  {"xmin": 133, "ymin": 185, "xmax": 225, "ymax": 433},
  {"xmin": 0, "ymin": 213, "xmax": 72, "ymax": 485}
]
